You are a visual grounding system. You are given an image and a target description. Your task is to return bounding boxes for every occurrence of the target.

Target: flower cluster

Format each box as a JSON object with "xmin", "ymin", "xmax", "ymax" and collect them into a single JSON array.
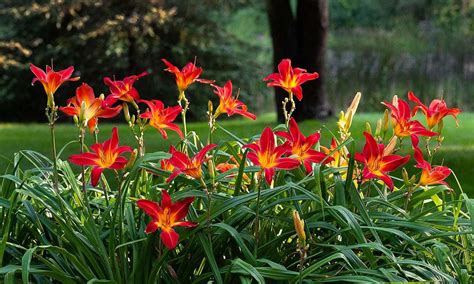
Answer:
[
  {"xmin": 354, "ymin": 91, "xmax": 458, "ymax": 190},
  {"xmin": 30, "ymin": 58, "xmax": 460, "ymax": 253}
]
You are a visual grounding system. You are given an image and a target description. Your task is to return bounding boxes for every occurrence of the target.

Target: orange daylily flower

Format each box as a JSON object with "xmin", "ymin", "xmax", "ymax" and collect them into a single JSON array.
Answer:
[
  {"xmin": 30, "ymin": 63, "xmax": 80, "ymax": 107},
  {"xmin": 69, "ymin": 128, "xmax": 132, "ymax": 186},
  {"xmin": 103, "ymin": 72, "xmax": 148, "ymax": 106},
  {"xmin": 216, "ymin": 156, "xmax": 250, "ymax": 183},
  {"xmin": 412, "ymin": 136, "xmax": 451, "ymax": 187},
  {"xmin": 276, "ymin": 118, "xmax": 332, "ymax": 173},
  {"xmin": 140, "ymin": 99, "xmax": 183, "ymax": 139},
  {"xmin": 137, "ymin": 190, "xmax": 197, "ymax": 250},
  {"xmin": 263, "ymin": 59, "xmax": 319, "ymax": 101},
  {"xmin": 243, "ymin": 127, "xmax": 300, "ymax": 184},
  {"xmin": 165, "ymin": 144, "xmax": 217, "ymax": 182},
  {"xmin": 60, "ymin": 83, "xmax": 122, "ymax": 133},
  {"xmin": 355, "ymin": 132, "xmax": 410, "ymax": 190},
  {"xmin": 382, "ymin": 97, "xmax": 437, "ymax": 138},
  {"xmin": 408, "ymin": 91, "xmax": 461, "ymax": 129},
  {"xmin": 162, "ymin": 58, "xmax": 214, "ymax": 94},
  {"xmin": 216, "ymin": 161, "xmax": 237, "ymax": 173},
  {"xmin": 211, "ymin": 80, "xmax": 256, "ymax": 120}
]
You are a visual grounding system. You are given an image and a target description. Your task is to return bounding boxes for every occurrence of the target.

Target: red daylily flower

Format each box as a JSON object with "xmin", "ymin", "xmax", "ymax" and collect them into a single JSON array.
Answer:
[
  {"xmin": 276, "ymin": 118, "xmax": 332, "ymax": 173},
  {"xmin": 69, "ymin": 128, "xmax": 132, "ymax": 186},
  {"xmin": 263, "ymin": 59, "xmax": 319, "ymax": 101},
  {"xmin": 103, "ymin": 72, "xmax": 148, "ymax": 106},
  {"xmin": 162, "ymin": 58, "xmax": 214, "ymax": 94},
  {"xmin": 137, "ymin": 190, "xmax": 197, "ymax": 250},
  {"xmin": 355, "ymin": 132, "xmax": 410, "ymax": 190},
  {"xmin": 412, "ymin": 136, "xmax": 451, "ymax": 187},
  {"xmin": 60, "ymin": 83, "xmax": 122, "ymax": 133},
  {"xmin": 212, "ymin": 80, "xmax": 256, "ymax": 120},
  {"xmin": 30, "ymin": 63, "xmax": 80, "ymax": 107},
  {"xmin": 140, "ymin": 100, "xmax": 183, "ymax": 139},
  {"xmin": 166, "ymin": 144, "xmax": 217, "ymax": 182},
  {"xmin": 382, "ymin": 97, "xmax": 437, "ymax": 138},
  {"xmin": 408, "ymin": 91, "xmax": 461, "ymax": 129},
  {"xmin": 243, "ymin": 127, "xmax": 300, "ymax": 184}
]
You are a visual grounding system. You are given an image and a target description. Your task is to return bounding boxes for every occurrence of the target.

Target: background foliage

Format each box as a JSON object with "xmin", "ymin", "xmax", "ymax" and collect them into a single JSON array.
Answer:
[{"xmin": 1, "ymin": 0, "xmax": 473, "ymax": 121}]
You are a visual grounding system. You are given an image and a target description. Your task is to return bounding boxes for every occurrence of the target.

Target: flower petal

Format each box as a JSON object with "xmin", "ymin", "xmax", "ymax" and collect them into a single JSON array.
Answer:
[
  {"xmin": 160, "ymin": 228, "xmax": 179, "ymax": 250},
  {"xmin": 91, "ymin": 166, "xmax": 103, "ymax": 187},
  {"xmin": 137, "ymin": 199, "xmax": 161, "ymax": 218}
]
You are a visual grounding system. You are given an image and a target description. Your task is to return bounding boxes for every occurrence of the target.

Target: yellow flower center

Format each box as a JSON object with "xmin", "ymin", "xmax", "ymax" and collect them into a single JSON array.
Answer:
[
  {"xmin": 97, "ymin": 149, "xmax": 118, "ymax": 168},
  {"xmin": 257, "ymin": 152, "xmax": 277, "ymax": 169}
]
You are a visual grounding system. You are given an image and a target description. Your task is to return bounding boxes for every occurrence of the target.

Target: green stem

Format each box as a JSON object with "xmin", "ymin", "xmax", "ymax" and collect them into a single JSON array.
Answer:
[
  {"xmin": 254, "ymin": 174, "xmax": 263, "ymax": 257},
  {"xmin": 299, "ymin": 259, "xmax": 303, "ymax": 284},
  {"xmin": 179, "ymin": 92, "xmax": 190, "ymax": 152},
  {"xmin": 94, "ymin": 128, "xmax": 99, "ymax": 144},
  {"xmin": 138, "ymin": 127, "xmax": 145, "ymax": 157},
  {"xmin": 48, "ymin": 107, "xmax": 60, "ymax": 193},
  {"xmin": 79, "ymin": 127, "xmax": 87, "ymax": 194},
  {"xmin": 78, "ymin": 127, "xmax": 91, "ymax": 211},
  {"xmin": 404, "ymin": 182, "xmax": 421, "ymax": 211},
  {"xmin": 103, "ymin": 185, "xmax": 110, "ymax": 208}
]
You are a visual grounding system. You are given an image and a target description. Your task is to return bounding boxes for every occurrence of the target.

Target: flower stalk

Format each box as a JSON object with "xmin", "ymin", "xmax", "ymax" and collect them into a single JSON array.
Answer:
[
  {"xmin": 282, "ymin": 92, "xmax": 296, "ymax": 128},
  {"xmin": 253, "ymin": 174, "xmax": 264, "ymax": 257},
  {"xmin": 178, "ymin": 91, "xmax": 190, "ymax": 142},
  {"xmin": 46, "ymin": 106, "xmax": 60, "ymax": 192}
]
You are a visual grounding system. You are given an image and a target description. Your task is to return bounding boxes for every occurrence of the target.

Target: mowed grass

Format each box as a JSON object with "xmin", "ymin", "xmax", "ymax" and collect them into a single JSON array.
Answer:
[{"xmin": 1, "ymin": 113, "xmax": 472, "ymax": 196}]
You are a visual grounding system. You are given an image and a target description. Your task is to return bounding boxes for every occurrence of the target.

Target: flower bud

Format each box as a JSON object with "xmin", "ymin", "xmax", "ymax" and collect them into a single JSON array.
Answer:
[
  {"xmin": 365, "ymin": 122, "xmax": 372, "ymax": 135},
  {"xmin": 73, "ymin": 115, "xmax": 79, "ymax": 126},
  {"xmin": 375, "ymin": 118, "xmax": 382, "ymax": 137},
  {"xmin": 402, "ymin": 168, "xmax": 410, "ymax": 185},
  {"xmin": 123, "ymin": 103, "xmax": 131, "ymax": 122},
  {"xmin": 348, "ymin": 92, "xmax": 361, "ymax": 116},
  {"xmin": 126, "ymin": 149, "xmax": 138, "ymax": 169},
  {"xmin": 131, "ymin": 114, "xmax": 136, "ymax": 125},
  {"xmin": 337, "ymin": 93, "xmax": 361, "ymax": 139},
  {"xmin": 208, "ymin": 100, "xmax": 213, "ymax": 114},
  {"xmin": 383, "ymin": 136, "xmax": 398, "ymax": 156},
  {"xmin": 79, "ymin": 101, "xmax": 87, "ymax": 123},
  {"xmin": 382, "ymin": 109, "xmax": 389, "ymax": 134},
  {"xmin": 292, "ymin": 210, "xmax": 306, "ymax": 244},
  {"xmin": 392, "ymin": 95, "xmax": 398, "ymax": 107},
  {"xmin": 208, "ymin": 158, "xmax": 215, "ymax": 179}
]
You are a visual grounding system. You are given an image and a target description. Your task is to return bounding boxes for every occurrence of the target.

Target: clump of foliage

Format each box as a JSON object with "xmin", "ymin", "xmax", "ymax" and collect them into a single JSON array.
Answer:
[{"xmin": 0, "ymin": 57, "xmax": 473, "ymax": 283}]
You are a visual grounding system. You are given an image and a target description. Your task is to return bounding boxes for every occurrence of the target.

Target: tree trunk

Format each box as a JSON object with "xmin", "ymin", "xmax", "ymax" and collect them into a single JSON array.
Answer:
[
  {"xmin": 266, "ymin": 0, "xmax": 297, "ymax": 123},
  {"xmin": 266, "ymin": 0, "xmax": 331, "ymax": 122}
]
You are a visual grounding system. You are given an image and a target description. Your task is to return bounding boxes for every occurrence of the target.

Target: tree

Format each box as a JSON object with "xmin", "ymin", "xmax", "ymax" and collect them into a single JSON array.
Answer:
[{"xmin": 266, "ymin": 0, "xmax": 331, "ymax": 122}]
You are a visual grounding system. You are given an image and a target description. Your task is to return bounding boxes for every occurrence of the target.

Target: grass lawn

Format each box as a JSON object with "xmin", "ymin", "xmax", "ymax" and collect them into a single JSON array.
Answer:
[{"xmin": 1, "ymin": 113, "xmax": 472, "ymax": 196}]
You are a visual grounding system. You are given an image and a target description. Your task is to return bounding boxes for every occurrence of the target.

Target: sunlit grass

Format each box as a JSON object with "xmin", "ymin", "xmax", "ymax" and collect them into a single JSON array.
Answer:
[{"xmin": 1, "ymin": 112, "xmax": 472, "ymax": 195}]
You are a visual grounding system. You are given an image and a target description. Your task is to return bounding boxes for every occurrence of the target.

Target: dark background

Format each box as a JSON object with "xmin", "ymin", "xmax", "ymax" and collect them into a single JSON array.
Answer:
[{"xmin": 0, "ymin": 0, "xmax": 473, "ymax": 122}]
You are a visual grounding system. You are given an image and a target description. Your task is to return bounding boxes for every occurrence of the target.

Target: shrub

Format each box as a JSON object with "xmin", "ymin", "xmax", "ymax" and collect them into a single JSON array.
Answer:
[{"xmin": 0, "ymin": 58, "xmax": 473, "ymax": 283}]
